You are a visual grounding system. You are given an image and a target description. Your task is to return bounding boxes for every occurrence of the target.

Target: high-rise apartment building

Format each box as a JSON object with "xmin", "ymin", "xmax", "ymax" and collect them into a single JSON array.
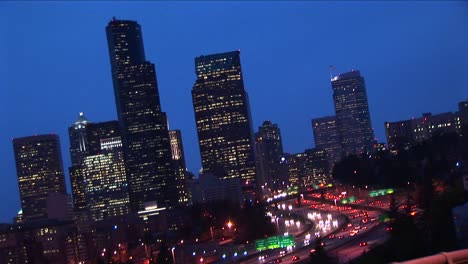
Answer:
[
  {"xmin": 192, "ymin": 51, "xmax": 256, "ymax": 187},
  {"xmin": 331, "ymin": 70, "xmax": 375, "ymax": 156},
  {"xmin": 106, "ymin": 18, "xmax": 176, "ymax": 211},
  {"xmin": 13, "ymin": 134, "xmax": 67, "ymax": 222},
  {"xmin": 311, "ymin": 115, "xmax": 342, "ymax": 170},
  {"xmin": 255, "ymin": 121, "xmax": 284, "ymax": 188},
  {"xmin": 169, "ymin": 130, "xmax": 190, "ymax": 206}
]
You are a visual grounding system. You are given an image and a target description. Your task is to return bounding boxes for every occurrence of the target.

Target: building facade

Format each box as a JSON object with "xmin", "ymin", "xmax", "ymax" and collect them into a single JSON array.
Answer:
[
  {"xmin": 106, "ymin": 18, "xmax": 176, "ymax": 211},
  {"xmin": 169, "ymin": 130, "xmax": 191, "ymax": 206},
  {"xmin": 254, "ymin": 121, "xmax": 284, "ymax": 188},
  {"xmin": 81, "ymin": 121, "xmax": 130, "ymax": 222},
  {"xmin": 68, "ymin": 112, "xmax": 91, "ymax": 211},
  {"xmin": 311, "ymin": 115, "xmax": 342, "ymax": 171},
  {"xmin": 331, "ymin": 70, "xmax": 375, "ymax": 156},
  {"xmin": 385, "ymin": 111, "xmax": 463, "ymax": 150},
  {"xmin": 192, "ymin": 51, "xmax": 257, "ymax": 188},
  {"xmin": 12, "ymin": 135, "xmax": 67, "ymax": 222}
]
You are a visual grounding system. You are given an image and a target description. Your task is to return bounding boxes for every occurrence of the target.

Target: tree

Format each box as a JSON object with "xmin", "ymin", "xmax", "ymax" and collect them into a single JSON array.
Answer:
[{"xmin": 155, "ymin": 241, "xmax": 173, "ymax": 264}]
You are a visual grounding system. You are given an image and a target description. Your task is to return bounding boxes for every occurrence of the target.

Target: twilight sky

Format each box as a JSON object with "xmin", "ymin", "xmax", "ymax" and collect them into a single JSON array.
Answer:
[{"xmin": 1, "ymin": 1, "xmax": 467, "ymax": 223}]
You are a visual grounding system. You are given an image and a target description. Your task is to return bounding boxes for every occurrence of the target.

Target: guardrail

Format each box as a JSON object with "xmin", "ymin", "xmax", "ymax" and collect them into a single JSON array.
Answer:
[{"xmin": 391, "ymin": 249, "xmax": 468, "ymax": 264}]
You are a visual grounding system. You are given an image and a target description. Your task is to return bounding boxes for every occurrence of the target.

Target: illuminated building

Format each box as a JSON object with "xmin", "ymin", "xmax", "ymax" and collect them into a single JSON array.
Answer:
[
  {"xmin": 331, "ymin": 70, "xmax": 375, "ymax": 156},
  {"xmin": 0, "ymin": 219, "xmax": 82, "ymax": 264},
  {"xmin": 81, "ymin": 121, "xmax": 130, "ymax": 222},
  {"xmin": 311, "ymin": 115, "xmax": 341, "ymax": 171},
  {"xmin": 68, "ymin": 112, "xmax": 90, "ymax": 211},
  {"xmin": 192, "ymin": 50, "xmax": 256, "ymax": 189},
  {"xmin": 12, "ymin": 134, "xmax": 66, "ymax": 222},
  {"xmin": 106, "ymin": 18, "xmax": 176, "ymax": 211},
  {"xmin": 169, "ymin": 130, "xmax": 191, "ymax": 206},
  {"xmin": 287, "ymin": 149, "xmax": 329, "ymax": 188},
  {"xmin": 385, "ymin": 111, "xmax": 462, "ymax": 150},
  {"xmin": 254, "ymin": 121, "xmax": 284, "ymax": 188}
]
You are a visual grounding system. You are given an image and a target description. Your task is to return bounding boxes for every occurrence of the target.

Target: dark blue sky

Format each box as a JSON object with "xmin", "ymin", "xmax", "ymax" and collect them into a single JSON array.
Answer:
[{"xmin": 1, "ymin": 2, "xmax": 467, "ymax": 223}]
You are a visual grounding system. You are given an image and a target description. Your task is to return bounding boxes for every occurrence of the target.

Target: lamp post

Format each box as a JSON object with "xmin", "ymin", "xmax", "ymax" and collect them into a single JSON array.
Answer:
[{"xmin": 171, "ymin": 247, "xmax": 176, "ymax": 264}]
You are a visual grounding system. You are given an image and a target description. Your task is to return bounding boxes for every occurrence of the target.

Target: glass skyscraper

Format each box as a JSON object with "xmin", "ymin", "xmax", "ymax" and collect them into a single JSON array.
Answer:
[
  {"xmin": 106, "ymin": 18, "xmax": 176, "ymax": 211},
  {"xmin": 192, "ymin": 51, "xmax": 256, "ymax": 186},
  {"xmin": 331, "ymin": 70, "xmax": 375, "ymax": 156},
  {"xmin": 13, "ymin": 134, "xmax": 67, "ymax": 222}
]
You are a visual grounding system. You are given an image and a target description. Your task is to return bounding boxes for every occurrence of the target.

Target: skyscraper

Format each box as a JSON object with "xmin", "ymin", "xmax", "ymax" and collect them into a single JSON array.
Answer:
[
  {"xmin": 69, "ymin": 115, "xmax": 130, "ymax": 220},
  {"xmin": 192, "ymin": 51, "xmax": 256, "ymax": 187},
  {"xmin": 106, "ymin": 18, "xmax": 176, "ymax": 211},
  {"xmin": 13, "ymin": 134, "xmax": 67, "ymax": 222},
  {"xmin": 311, "ymin": 115, "xmax": 341, "ymax": 170},
  {"xmin": 169, "ymin": 130, "xmax": 190, "ymax": 206},
  {"xmin": 255, "ymin": 121, "xmax": 284, "ymax": 188},
  {"xmin": 68, "ymin": 112, "xmax": 91, "ymax": 211},
  {"xmin": 82, "ymin": 121, "xmax": 130, "ymax": 221},
  {"xmin": 331, "ymin": 70, "xmax": 375, "ymax": 156}
]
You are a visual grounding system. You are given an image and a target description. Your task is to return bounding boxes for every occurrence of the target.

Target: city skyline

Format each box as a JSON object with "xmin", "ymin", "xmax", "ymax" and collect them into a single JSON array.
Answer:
[{"xmin": 1, "ymin": 2, "xmax": 467, "ymax": 223}]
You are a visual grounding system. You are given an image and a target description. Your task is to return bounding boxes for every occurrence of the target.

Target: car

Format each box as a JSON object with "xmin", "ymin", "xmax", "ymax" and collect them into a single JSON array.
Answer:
[
  {"xmin": 338, "ymin": 235, "xmax": 344, "ymax": 239},
  {"xmin": 328, "ymin": 234, "xmax": 335, "ymax": 239},
  {"xmin": 355, "ymin": 225, "xmax": 361, "ymax": 230},
  {"xmin": 347, "ymin": 223, "xmax": 353, "ymax": 227},
  {"xmin": 359, "ymin": 242, "xmax": 368, "ymax": 247},
  {"xmin": 291, "ymin": 255, "xmax": 300, "ymax": 261},
  {"xmin": 258, "ymin": 255, "xmax": 266, "ymax": 261},
  {"xmin": 386, "ymin": 227, "xmax": 393, "ymax": 232},
  {"xmin": 341, "ymin": 227, "xmax": 347, "ymax": 231}
]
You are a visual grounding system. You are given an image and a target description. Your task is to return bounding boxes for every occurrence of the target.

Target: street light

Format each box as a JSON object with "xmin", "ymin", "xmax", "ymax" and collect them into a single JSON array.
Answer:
[
  {"xmin": 210, "ymin": 226, "xmax": 214, "ymax": 241},
  {"xmin": 227, "ymin": 220, "xmax": 233, "ymax": 230},
  {"xmin": 171, "ymin": 247, "xmax": 176, "ymax": 264}
]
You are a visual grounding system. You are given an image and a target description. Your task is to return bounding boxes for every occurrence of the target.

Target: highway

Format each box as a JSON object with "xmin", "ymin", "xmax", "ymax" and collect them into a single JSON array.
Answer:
[{"xmin": 238, "ymin": 192, "xmax": 390, "ymax": 264}]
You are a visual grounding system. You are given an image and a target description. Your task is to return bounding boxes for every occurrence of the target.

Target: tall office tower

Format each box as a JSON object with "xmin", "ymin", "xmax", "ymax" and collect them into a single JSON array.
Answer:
[
  {"xmin": 169, "ymin": 130, "xmax": 190, "ymax": 206},
  {"xmin": 106, "ymin": 18, "xmax": 176, "ymax": 211},
  {"xmin": 82, "ymin": 121, "xmax": 130, "ymax": 221},
  {"xmin": 68, "ymin": 112, "xmax": 91, "ymax": 211},
  {"xmin": 311, "ymin": 116, "xmax": 342, "ymax": 170},
  {"xmin": 254, "ymin": 121, "xmax": 284, "ymax": 188},
  {"xmin": 331, "ymin": 70, "xmax": 375, "ymax": 156},
  {"xmin": 192, "ymin": 51, "xmax": 257, "ymax": 187},
  {"xmin": 13, "ymin": 134, "xmax": 67, "ymax": 222}
]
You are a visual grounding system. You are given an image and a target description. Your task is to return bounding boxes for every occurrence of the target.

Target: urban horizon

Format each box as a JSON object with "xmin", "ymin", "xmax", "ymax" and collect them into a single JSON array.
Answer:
[{"xmin": 1, "ymin": 3, "xmax": 467, "ymax": 264}]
